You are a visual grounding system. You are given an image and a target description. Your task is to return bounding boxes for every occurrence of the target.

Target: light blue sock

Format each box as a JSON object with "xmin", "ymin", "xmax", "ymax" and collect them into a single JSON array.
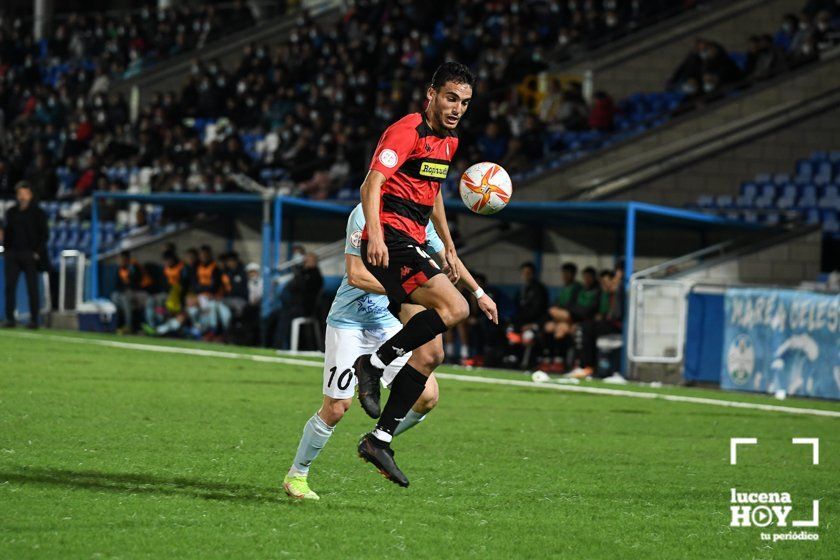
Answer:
[
  {"xmin": 393, "ymin": 409, "xmax": 427, "ymax": 437},
  {"xmin": 289, "ymin": 413, "xmax": 334, "ymax": 475}
]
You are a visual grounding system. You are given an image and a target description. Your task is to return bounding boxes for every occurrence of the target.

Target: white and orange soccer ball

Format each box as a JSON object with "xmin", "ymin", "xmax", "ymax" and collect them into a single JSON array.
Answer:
[{"xmin": 458, "ymin": 162, "xmax": 512, "ymax": 215}]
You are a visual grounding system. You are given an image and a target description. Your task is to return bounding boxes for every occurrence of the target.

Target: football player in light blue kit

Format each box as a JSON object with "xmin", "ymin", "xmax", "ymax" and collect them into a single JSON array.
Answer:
[{"xmin": 284, "ymin": 203, "xmax": 497, "ymax": 499}]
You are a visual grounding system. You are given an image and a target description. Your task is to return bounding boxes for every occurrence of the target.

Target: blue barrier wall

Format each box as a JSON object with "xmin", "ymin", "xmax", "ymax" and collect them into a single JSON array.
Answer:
[
  {"xmin": 721, "ymin": 288, "xmax": 839, "ymax": 400},
  {"xmin": 683, "ymin": 292, "xmax": 724, "ymax": 383}
]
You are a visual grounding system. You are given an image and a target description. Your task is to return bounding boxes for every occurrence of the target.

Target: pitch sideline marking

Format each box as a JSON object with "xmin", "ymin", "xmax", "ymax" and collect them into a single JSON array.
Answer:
[{"xmin": 5, "ymin": 331, "xmax": 840, "ymax": 419}]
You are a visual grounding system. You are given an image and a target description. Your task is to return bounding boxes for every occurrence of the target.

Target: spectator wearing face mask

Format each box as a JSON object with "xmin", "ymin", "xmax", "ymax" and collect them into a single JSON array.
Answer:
[
  {"xmin": 673, "ymin": 77, "xmax": 703, "ymax": 115},
  {"xmin": 788, "ymin": 13, "xmax": 818, "ymax": 61},
  {"xmin": 246, "ymin": 263, "xmax": 263, "ymax": 306},
  {"xmin": 699, "ymin": 41, "xmax": 743, "ymax": 86},
  {"xmin": 221, "ymin": 251, "xmax": 249, "ymax": 315},
  {"xmin": 774, "ymin": 14, "xmax": 800, "ymax": 51},
  {"xmin": 699, "ymin": 72, "xmax": 726, "ymax": 103},
  {"xmin": 673, "ymin": 71, "xmax": 726, "ymax": 117},
  {"xmin": 667, "ymin": 38, "xmax": 708, "ymax": 90},
  {"xmin": 744, "ymin": 34, "xmax": 787, "ymax": 80},
  {"xmin": 813, "ymin": 10, "xmax": 840, "ymax": 50}
]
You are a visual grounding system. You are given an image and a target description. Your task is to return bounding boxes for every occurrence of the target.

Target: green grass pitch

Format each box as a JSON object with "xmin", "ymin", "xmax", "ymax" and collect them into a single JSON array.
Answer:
[{"xmin": 1, "ymin": 330, "xmax": 838, "ymax": 559}]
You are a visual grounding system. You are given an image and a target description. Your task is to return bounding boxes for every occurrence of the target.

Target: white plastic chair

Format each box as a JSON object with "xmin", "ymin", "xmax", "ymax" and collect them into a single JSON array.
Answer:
[{"xmin": 290, "ymin": 317, "xmax": 322, "ymax": 352}]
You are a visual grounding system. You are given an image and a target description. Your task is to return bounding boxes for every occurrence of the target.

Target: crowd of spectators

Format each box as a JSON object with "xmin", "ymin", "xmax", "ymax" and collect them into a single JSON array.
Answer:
[
  {"xmin": 109, "ymin": 240, "xmax": 330, "ymax": 350},
  {"xmin": 8, "ymin": 0, "xmax": 836, "ymax": 239},
  {"xmin": 554, "ymin": 0, "xmax": 702, "ymax": 57},
  {"xmin": 4, "ymin": 2, "xmax": 257, "ymax": 82},
  {"xmin": 0, "ymin": 1, "xmax": 260, "ymax": 202},
  {"xmin": 444, "ymin": 260, "xmax": 625, "ymax": 378},
  {"xmin": 7, "ymin": 1, "xmax": 836, "ymax": 209},
  {"xmin": 1, "ymin": 0, "xmax": 703, "ymax": 208},
  {"xmin": 668, "ymin": 2, "xmax": 840, "ymax": 115},
  {"xmin": 111, "ymin": 243, "xmax": 263, "ymax": 343}
]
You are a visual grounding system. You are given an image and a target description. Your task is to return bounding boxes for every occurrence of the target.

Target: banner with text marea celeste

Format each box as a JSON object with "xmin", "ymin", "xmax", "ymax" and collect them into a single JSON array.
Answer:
[{"xmin": 721, "ymin": 288, "xmax": 840, "ymax": 400}]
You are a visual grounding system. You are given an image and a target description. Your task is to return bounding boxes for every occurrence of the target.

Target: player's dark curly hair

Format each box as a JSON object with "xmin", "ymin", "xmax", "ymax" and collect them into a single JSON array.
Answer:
[{"xmin": 430, "ymin": 61, "xmax": 475, "ymax": 90}]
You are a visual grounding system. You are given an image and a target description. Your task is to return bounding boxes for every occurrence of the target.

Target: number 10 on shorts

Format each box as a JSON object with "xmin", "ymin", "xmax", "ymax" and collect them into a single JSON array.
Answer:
[{"xmin": 327, "ymin": 366, "xmax": 354, "ymax": 391}]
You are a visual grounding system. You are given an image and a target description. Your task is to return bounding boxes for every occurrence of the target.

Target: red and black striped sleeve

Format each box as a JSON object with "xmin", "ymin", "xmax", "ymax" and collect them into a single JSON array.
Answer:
[{"xmin": 368, "ymin": 116, "xmax": 420, "ymax": 180}]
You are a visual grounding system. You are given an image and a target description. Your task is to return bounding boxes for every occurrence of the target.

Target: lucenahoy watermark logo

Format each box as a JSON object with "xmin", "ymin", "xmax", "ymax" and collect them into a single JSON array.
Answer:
[{"xmin": 729, "ymin": 438, "xmax": 821, "ymax": 543}]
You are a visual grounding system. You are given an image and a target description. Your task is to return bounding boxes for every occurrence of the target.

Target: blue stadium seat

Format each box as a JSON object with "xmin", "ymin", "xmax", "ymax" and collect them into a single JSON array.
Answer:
[
  {"xmin": 696, "ymin": 195, "xmax": 714, "ymax": 208},
  {"xmin": 742, "ymin": 210, "xmax": 759, "ymax": 224},
  {"xmin": 798, "ymin": 184, "xmax": 817, "ymax": 206},
  {"xmin": 818, "ymin": 185, "xmax": 840, "ymax": 209},
  {"xmin": 776, "ymin": 184, "xmax": 797, "ymax": 209},
  {"xmin": 763, "ymin": 213, "xmax": 780, "ymax": 226},
  {"xmin": 822, "ymin": 210, "xmax": 839, "ymax": 233},
  {"xmin": 795, "ymin": 159, "xmax": 813, "ymax": 180},
  {"xmin": 739, "ymin": 182, "xmax": 757, "ymax": 198},
  {"xmin": 716, "ymin": 194, "xmax": 734, "ymax": 208},
  {"xmin": 759, "ymin": 184, "xmax": 777, "ymax": 199},
  {"xmin": 736, "ymin": 182, "xmax": 758, "ymax": 208}
]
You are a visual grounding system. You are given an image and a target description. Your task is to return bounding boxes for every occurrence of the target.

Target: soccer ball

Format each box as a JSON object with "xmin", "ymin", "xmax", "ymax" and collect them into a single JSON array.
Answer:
[{"xmin": 459, "ymin": 162, "xmax": 512, "ymax": 215}]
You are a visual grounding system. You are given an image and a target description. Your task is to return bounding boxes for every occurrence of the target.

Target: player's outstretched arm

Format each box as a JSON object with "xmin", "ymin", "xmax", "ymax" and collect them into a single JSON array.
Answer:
[
  {"xmin": 360, "ymin": 170, "xmax": 389, "ymax": 268},
  {"xmin": 345, "ymin": 254, "xmax": 387, "ymax": 295},
  {"xmin": 434, "ymin": 253, "xmax": 498, "ymax": 325},
  {"xmin": 455, "ymin": 262, "xmax": 498, "ymax": 324},
  {"xmin": 430, "ymin": 189, "xmax": 459, "ymax": 282}
]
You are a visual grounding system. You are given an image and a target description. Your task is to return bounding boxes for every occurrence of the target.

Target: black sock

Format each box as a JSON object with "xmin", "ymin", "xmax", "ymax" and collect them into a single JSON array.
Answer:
[
  {"xmin": 375, "ymin": 364, "xmax": 427, "ymax": 437},
  {"xmin": 375, "ymin": 309, "xmax": 447, "ymax": 365},
  {"xmin": 550, "ymin": 336, "xmax": 561, "ymax": 358}
]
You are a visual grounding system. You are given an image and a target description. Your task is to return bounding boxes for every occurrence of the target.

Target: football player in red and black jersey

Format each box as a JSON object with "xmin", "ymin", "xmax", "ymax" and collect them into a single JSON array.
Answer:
[{"xmin": 354, "ymin": 62, "xmax": 499, "ymax": 486}]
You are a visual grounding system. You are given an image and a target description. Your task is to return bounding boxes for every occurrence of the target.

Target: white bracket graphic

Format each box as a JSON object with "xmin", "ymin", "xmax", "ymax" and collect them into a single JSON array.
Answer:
[
  {"xmin": 792, "ymin": 438, "xmax": 820, "ymax": 465},
  {"xmin": 792, "ymin": 500, "xmax": 820, "ymax": 527},
  {"xmin": 730, "ymin": 438, "xmax": 758, "ymax": 465}
]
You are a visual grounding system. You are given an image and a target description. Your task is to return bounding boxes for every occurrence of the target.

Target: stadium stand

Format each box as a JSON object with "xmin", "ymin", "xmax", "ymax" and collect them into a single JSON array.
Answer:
[
  {"xmin": 7, "ymin": 0, "xmax": 835, "ymax": 214},
  {"xmin": 691, "ymin": 151, "xmax": 840, "ymax": 236},
  {"xmin": 3, "ymin": 2, "xmax": 259, "ymax": 84},
  {"xmin": 1, "ymin": 0, "xmax": 712, "ymax": 209}
]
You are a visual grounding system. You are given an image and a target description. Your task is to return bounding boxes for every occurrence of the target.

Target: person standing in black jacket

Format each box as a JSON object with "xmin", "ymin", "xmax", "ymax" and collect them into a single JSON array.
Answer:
[
  {"xmin": 265, "ymin": 253, "xmax": 324, "ymax": 350},
  {"xmin": 504, "ymin": 262, "xmax": 549, "ymax": 368},
  {"xmin": 511, "ymin": 262, "xmax": 548, "ymax": 330},
  {"xmin": 2, "ymin": 182, "xmax": 49, "ymax": 328}
]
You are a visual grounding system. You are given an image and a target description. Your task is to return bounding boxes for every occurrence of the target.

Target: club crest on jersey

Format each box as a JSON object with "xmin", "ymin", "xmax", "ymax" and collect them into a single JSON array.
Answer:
[
  {"xmin": 378, "ymin": 148, "xmax": 398, "ymax": 168},
  {"xmin": 400, "ymin": 266, "xmax": 412, "ymax": 278}
]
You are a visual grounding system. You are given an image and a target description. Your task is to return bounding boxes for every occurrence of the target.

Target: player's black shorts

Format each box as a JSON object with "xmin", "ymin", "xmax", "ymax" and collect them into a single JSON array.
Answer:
[{"xmin": 361, "ymin": 233, "xmax": 443, "ymax": 317}]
